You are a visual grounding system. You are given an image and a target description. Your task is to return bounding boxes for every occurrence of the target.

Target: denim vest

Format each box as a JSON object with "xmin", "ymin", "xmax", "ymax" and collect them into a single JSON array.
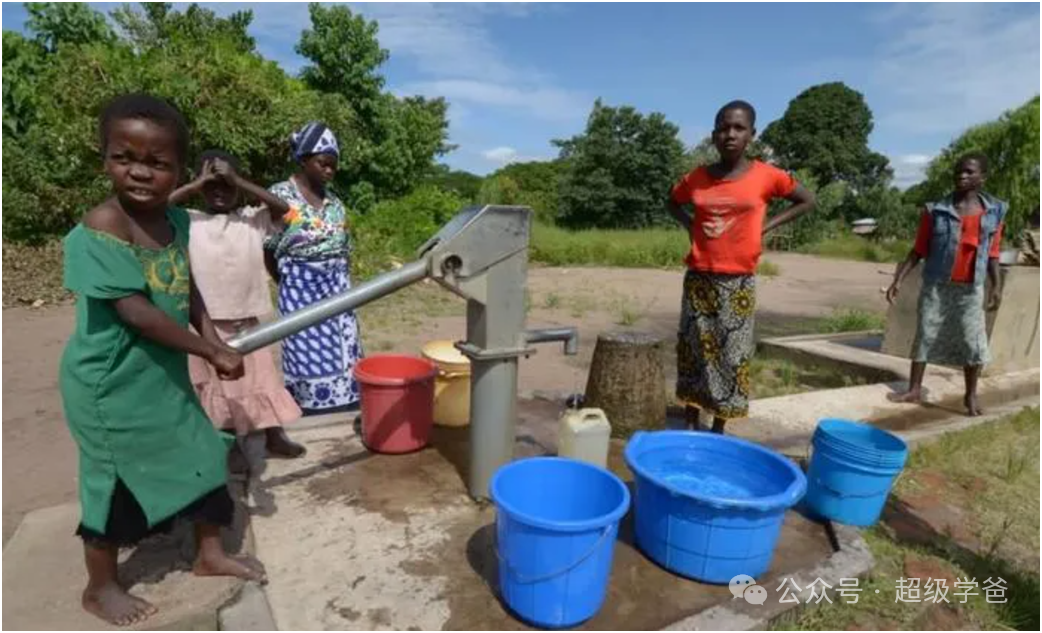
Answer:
[{"xmin": 922, "ymin": 192, "xmax": 1007, "ymax": 286}]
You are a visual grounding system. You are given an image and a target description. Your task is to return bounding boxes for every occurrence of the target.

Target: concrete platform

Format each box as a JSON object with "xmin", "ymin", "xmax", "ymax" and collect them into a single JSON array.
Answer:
[
  {"xmin": 758, "ymin": 330, "xmax": 916, "ymax": 384},
  {"xmin": 743, "ymin": 332, "xmax": 1040, "ymax": 449},
  {"xmin": 2, "ymin": 487, "xmax": 252, "ymax": 631},
  {"xmin": 248, "ymin": 399, "xmax": 868, "ymax": 631}
]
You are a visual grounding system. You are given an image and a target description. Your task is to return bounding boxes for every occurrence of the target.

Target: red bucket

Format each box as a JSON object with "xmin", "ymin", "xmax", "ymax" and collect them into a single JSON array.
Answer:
[{"xmin": 354, "ymin": 355, "xmax": 437, "ymax": 454}]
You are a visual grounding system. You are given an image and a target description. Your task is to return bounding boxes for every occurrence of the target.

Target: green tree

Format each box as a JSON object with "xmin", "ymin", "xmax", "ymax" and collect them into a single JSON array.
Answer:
[
  {"xmin": 477, "ymin": 174, "xmax": 521, "ymax": 206},
  {"xmin": 554, "ymin": 99, "xmax": 685, "ymax": 229},
  {"xmin": 761, "ymin": 82, "xmax": 891, "ymax": 189},
  {"xmin": 423, "ymin": 164, "xmax": 483, "ymax": 201},
  {"xmin": 489, "ymin": 160, "xmax": 566, "ymax": 224},
  {"xmin": 351, "ymin": 185, "xmax": 464, "ymax": 277},
  {"xmin": 844, "ymin": 184, "xmax": 918, "ymax": 241},
  {"xmin": 1, "ymin": 3, "xmax": 353, "ymax": 243},
  {"xmin": 909, "ymin": 96, "xmax": 1040, "ymax": 238},
  {"xmin": 2, "ymin": 31, "xmax": 46, "ymax": 136},
  {"xmin": 296, "ymin": 3, "xmax": 387, "ymax": 124},
  {"xmin": 770, "ymin": 170, "xmax": 848, "ymax": 247},
  {"xmin": 2, "ymin": 2, "xmax": 456, "ymax": 243},
  {"xmin": 111, "ymin": 2, "xmax": 256, "ymax": 53},
  {"xmin": 25, "ymin": 2, "xmax": 114, "ymax": 50},
  {"xmin": 294, "ymin": 3, "xmax": 451, "ymax": 200}
]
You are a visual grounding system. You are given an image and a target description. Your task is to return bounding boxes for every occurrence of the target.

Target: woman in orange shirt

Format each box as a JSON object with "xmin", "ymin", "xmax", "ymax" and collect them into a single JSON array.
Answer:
[
  {"xmin": 886, "ymin": 154, "xmax": 1006, "ymax": 416},
  {"xmin": 667, "ymin": 101, "xmax": 816, "ymax": 433}
]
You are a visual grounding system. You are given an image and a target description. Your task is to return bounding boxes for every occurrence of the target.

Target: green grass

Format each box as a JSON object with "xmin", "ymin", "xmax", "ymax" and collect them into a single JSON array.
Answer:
[
  {"xmin": 748, "ymin": 357, "xmax": 869, "ymax": 398},
  {"xmin": 816, "ymin": 307, "xmax": 886, "ymax": 333},
  {"xmin": 777, "ymin": 408, "xmax": 1041, "ymax": 631},
  {"xmin": 756, "ymin": 259, "xmax": 781, "ymax": 277},
  {"xmin": 356, "ymin": 283, "xmax": 463, "ymax": 335},
  {"xmin": 530, "ymin": 223, "xmax": 910, "ymax": 269},
  {"xmin": 897, "ymin": 407, "xmax": 1041, "ymax": 560},
  {"xmin": 530, "ymin": 223, "xmax": 687, "ymax": 268},
  {"xmin": 799, "ymin": 233, "xmax": 911, "ymax": 264}
]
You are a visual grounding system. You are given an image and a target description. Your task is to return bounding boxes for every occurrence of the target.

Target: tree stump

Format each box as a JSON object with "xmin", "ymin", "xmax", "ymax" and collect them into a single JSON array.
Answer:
[{"xmin": 583, "ymin": 331, "xmax": 668, "ymax": 438}]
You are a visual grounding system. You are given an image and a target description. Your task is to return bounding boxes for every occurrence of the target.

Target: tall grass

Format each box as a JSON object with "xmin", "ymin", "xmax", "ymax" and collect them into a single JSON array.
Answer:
[
  {"xmin": 817, "ymin": 307, "xmax": 887, "ymax": 333},
  {"xmin": 531, "ymin": 223, "xmax": 911, "ymax": 269},
  {"xmin": 800, "ymin": 232, "xmax": 911, "ymax": 264},
  {"xmin": 530, "ymin": 223, "xmax": 687, "ymax": 268}
]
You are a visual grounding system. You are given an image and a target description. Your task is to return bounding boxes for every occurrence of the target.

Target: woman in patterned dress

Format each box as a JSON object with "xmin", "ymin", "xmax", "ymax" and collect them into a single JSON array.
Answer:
[
  {"xmin": 886, "ymin": 153, "xmax": 1006, "ymax": 416},
  {"xmin": 266, "ymin": 122, "xmax": 363, "ymax": 415},
  {"xmin": 666, "ymin": 101, "xmax": 816, "ymax": 433}
]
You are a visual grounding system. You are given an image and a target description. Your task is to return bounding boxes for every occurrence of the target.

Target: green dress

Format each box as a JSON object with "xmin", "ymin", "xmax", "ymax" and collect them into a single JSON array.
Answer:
[{"xmin": 59, "ymin": 207, "xmax": 231, "ymax": 534}]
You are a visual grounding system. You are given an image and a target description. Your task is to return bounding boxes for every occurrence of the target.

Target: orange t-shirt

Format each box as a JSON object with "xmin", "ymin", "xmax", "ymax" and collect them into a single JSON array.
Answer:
[
  {"xmin": 913, "ymin": 211, "xmax": 1003, "ymax": 284},
  {"xmin": 671, "ymin": 161, "xmax": 798, "ymax": 274}
]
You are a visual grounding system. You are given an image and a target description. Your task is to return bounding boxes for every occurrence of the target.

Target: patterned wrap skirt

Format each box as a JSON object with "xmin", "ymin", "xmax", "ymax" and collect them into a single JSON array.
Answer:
[
  {"xmin": 912, "ymin": 280, "xmax": 990, "ymax": 366},
  {"xmin": 676, "ymin": 270, "xmax": 756, "ymax": 419},
  {"xmin": 277, "ymin": 257, "xmax": 364, "ymax": 414}
]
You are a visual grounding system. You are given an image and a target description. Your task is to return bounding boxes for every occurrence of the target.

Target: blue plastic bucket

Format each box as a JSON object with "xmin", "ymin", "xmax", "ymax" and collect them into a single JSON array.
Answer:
[
  {"xmin": 624, "ymin": 431, "xmax": 806, "ymax": 584},
  {"xmin": 489, "ymin": 457, "xmax": 630, "ymax": 628},
  {"xmin": 804, "ymin": 419, "xmax": 908, "ymax": 526}
]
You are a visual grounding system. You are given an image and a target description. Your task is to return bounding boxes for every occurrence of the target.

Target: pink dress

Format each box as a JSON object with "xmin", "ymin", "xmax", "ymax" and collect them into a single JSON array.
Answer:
[{"xmin": 186, "ymin": 207, "xmax": 301, "ymax": 435}]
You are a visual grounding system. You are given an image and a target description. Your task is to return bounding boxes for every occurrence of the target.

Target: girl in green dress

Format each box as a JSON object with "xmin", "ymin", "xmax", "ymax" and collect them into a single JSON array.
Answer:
[{"xmin": 59, "ymin": 94, "xmax": 266, "ymax": 626}]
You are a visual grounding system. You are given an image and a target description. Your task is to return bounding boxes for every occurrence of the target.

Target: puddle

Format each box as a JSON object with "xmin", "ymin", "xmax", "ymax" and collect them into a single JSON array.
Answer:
[{"xmin": 831, "ymin": 333, "xmax": 884, "ymax": 352}]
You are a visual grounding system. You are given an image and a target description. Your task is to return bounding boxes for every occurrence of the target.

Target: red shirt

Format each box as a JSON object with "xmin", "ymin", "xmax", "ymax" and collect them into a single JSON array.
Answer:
[
  {"xmin": 671, "ymin": 161, "xmax": 798, "ymax": 274},
  {"xmin": 913, "ymin": 211, "xmax": 1003, "ymax": 284}
]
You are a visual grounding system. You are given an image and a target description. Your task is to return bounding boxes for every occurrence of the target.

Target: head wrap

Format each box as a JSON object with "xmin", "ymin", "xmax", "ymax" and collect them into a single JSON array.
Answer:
[{"xmin": 290, "ymin": 122, "xmax": 339, "ymax": 162}]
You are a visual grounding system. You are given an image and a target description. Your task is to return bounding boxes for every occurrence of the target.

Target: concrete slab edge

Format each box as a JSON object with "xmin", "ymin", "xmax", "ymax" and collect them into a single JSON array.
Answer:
[
  {"xmin": 661, "ymin": 524, "xmax": 874, "ymax": 631},
  {"xmin": 217, "ymin": 582, "xmax": 277, "ymax": 631},
  {"xmin": 895, "ymin": 396, "xmax": 1040, "ymax": 449}
]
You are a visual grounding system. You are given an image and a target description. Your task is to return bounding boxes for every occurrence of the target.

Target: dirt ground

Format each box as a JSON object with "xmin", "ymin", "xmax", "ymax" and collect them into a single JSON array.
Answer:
[{"xmin": 2, "ymin": 253, "xmax": 890, "ymax": 543}]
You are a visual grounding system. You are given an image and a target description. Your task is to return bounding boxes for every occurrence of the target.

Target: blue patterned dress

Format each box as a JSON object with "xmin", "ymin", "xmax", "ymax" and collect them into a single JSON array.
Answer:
[{"xmin": 267, "ymin": 178, "xmax": 363, "ymax": 414}]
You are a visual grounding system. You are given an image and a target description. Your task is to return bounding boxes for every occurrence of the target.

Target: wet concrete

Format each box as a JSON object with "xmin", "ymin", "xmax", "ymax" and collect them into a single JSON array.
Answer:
[
  {"xmin": 872, "ymin": 379, "xmax": 1041, "ymax": 432},
  {"xmin": 251, "ymin": 398, "xmax": 838, "ymax": 630}
]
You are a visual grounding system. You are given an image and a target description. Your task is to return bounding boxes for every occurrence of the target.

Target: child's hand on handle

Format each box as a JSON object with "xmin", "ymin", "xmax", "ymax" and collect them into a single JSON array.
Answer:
[{"xmin": 209, "ymin": 344, "xmax": 245, "ymax": 381}]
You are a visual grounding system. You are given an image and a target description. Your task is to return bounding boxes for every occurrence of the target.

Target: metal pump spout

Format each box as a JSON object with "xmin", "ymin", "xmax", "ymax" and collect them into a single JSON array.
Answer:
[{"xmin": 524, "ymin": 327, "xmax": 579, "ymax": 356}]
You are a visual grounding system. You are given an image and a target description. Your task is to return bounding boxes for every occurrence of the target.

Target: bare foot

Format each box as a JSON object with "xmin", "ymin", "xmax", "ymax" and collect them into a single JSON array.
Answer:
[
  {"xmin": 888, "ymin": 389, "xmax": 923, "ymax": 404},
  {"xmin": 193, "ymin": 552, "xmax": 267, "ymax": 584},
  {"xmin": 964, "ymin": 394, "xmax": 983, "ymax": 417},
  {"xmin": 82, "ymin": 582, "xmax": 157, "ymax": 626}
]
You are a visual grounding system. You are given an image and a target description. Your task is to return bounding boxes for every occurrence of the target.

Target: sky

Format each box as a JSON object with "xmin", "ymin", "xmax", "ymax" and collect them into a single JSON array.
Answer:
[{"xmin": 3, "ymin": 2, "xmax": 1039, "ymax": 185}]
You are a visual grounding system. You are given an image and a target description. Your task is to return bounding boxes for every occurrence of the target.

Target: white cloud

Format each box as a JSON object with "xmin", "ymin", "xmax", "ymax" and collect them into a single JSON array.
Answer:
[
  {"xmin": 890, "ymin": 153, "xmax": 934, "ymax": 190},
  {"xmin": 480, "ymin": 146, "xmax": 548, "ymax": 167},
  {"xmin": 400, "ymin": 79, "xmax": 589, "ymax": 123},
  {"xmin": 359, "ymin": 3, "xmax": 525, "ymax": 82},
  {"xmin": 362, "ymin": 4, "xmax": 589, "ymax": 123},
  {"xmin": 239, "ymin": 2, "xmax": 587, "ymax": 159},
  {"xmin": 482, "ymin": 146, "xmax": 521, "ymax": 164},
  {"xmin": 871, "ymin": 3, "xmax": 1039, "ymax": 135}
]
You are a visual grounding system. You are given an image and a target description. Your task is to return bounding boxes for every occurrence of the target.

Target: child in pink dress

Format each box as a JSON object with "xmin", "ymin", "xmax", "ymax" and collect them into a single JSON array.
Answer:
[{"xmin": 171, "ymin": 151, "xmax": 305, "ymax": 463}]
